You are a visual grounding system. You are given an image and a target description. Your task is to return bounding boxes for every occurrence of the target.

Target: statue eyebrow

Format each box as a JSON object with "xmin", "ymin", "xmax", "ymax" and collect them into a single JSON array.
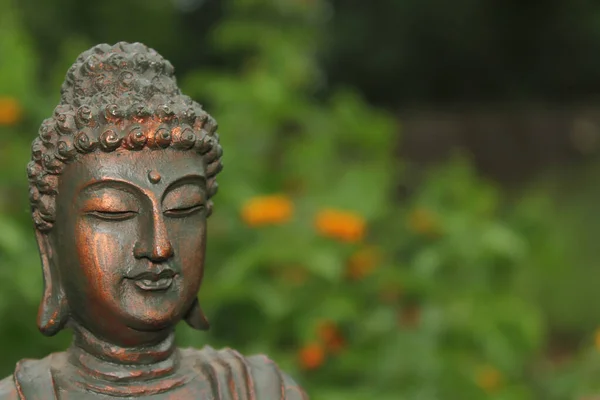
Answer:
[
  {"xmin": 78, "ymin": 179, "xmax": 144, "ymax": 198},
  {"xmin": 161, "ymin": 175, "xmax": 207, "ymax": 201}
]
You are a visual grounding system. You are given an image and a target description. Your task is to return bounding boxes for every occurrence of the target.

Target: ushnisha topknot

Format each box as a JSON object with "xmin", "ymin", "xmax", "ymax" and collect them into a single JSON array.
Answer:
[{"xmin": 27, "ymin": 42, "xmax": 223, "ymax": 232}]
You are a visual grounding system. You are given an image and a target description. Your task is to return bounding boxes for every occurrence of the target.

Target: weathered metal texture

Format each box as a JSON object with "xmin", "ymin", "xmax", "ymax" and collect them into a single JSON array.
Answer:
[{"xmin": 0, "ymin": 42, "xmax": 307, "ymax": 399}]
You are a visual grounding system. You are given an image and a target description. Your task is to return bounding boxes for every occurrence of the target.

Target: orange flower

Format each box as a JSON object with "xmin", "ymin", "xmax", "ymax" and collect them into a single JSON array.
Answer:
[
  {"xmin": 407, "ymin": 207, "xmax": 441, "ymax": 237},
  {"xmin": 346, "ymin": 246, "xmax": 380, "ymax": 280},
  {"xmin": 0, "ymin": 97, "xmax": 22, "ymax": 126},
  {"xmin": 315, "ymin": 209, "xmax": 366, "ymax": 242},
  {"xmin": 317, "ymin": 321, "xmax": 346, "ymax": 354},
  {"xmin": 298, "ymin": 343, "xmax": 325, "ymax": 370},
  {"xmin": 475, "ymin": 365, "xmax": 502, "ymax": 393},
  {"xmin": 241, "ymin": 195, "xmax": 293, "ymax": 226}
]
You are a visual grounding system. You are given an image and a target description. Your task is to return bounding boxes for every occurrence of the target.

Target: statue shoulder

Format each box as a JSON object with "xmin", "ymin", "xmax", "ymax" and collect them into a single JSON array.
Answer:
[
  {"xmin": 0, "ymin": 375, "xmax": 18, "ymax": 400},
  {"xmin": 246, "ymin": 354, "xmax": 309, "ymax": 400},
  {"xmin": 183, "ymin": 346, "xmax": 308, "ymax": 399},
  {"xmin": 6, "ymin": 354, "xmax": 58, "ymax": 400}
]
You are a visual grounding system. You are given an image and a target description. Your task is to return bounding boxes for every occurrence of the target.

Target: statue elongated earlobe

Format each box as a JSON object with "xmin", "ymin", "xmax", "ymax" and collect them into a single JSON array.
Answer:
[
  {"xmin": 35, "ymin": 230, "xmax": 68, "ymax": 336},
  {"xmin": 184, "ymin": 297, "xmax": 210, "ymax": 331}
]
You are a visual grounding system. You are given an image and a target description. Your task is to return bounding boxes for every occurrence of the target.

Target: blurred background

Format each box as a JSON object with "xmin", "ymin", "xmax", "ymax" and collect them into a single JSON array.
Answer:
[{"xmin": 2, "ymin": 0, "xmax": 600, "ymax": 398}]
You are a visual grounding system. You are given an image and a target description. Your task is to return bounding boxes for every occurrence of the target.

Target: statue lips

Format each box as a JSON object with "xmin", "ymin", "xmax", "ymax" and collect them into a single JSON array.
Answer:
[{"xmin": 128, "ymin": 268, "xmax": 176, "ymax": 292}]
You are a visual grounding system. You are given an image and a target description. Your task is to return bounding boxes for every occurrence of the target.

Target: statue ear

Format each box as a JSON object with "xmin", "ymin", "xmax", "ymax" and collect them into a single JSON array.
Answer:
[
  {"xmin": 35, "ymin": 230, "xmax": 68, "ymax": 336},
  {"xmin": 184, "ymin": 297, "xmax": 210, "ymax": 331}
]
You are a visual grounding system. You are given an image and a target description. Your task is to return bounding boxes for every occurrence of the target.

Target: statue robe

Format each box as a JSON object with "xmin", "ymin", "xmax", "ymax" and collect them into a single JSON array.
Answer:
[{"xmin": 0, "ymin": 346, "xmax": 308, "ymax": 399}]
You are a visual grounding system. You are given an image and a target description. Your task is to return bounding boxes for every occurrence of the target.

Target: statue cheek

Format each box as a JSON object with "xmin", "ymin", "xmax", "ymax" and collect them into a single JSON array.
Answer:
[
  {"xmin": 75, "ymin": 222, "xmax": 130, "ymax": 297},
  {"xmin": 176, "ymin": 225, "xmax": 206, "ymax": 276}
]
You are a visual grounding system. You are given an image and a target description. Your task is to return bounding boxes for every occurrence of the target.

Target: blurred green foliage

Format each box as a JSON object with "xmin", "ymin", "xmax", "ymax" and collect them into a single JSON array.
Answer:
[{"xmin": 2, "ymin": 0, "xmax": 600, "ymax": 399}]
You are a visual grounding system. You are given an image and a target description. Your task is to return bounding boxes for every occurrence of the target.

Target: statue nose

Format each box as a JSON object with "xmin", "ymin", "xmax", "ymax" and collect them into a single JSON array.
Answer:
[
  {"xmin": 134, "ymin": 237, "xmax": 174, "ymax": 261},
  {"xmin": 134, "ymin": 239, "xmax": 174, "ymax": 261},
  {"xmin": 134, "ymin": 215, "xmax": 174, "ymax": 261}
]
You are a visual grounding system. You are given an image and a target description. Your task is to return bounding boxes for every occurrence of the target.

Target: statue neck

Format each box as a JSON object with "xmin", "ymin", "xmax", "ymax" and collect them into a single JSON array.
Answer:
[{"xmin": 68, "ymin": 323, "xmax": 180, "ymax": 382}]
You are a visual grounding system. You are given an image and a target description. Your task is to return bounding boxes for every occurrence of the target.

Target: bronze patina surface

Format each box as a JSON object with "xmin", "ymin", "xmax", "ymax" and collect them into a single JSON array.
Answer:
[{"xmin": 0, "ymin": 42, "xmax": 307, "ymax": 399}]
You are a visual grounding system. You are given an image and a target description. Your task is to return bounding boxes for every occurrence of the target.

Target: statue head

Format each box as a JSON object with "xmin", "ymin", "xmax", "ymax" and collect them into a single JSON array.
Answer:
[{"xmin": 26, "ymin": 43, "xmax": 223, "ymax": 346}]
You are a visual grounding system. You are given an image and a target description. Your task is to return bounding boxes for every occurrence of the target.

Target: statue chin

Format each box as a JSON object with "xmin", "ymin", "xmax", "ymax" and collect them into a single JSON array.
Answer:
[
  {"xmin": 117, "ymin": 287, "xmax": 190, "ymax": 330},
  {"xmin": 119, "ymin": 281, "xmax": 200, "ymax": 333},
  {"xmin": 120, "ymin": 302, "xmax": 190, "ymax": 334},
  {"xmin": 65, "ymin": 299, "xmax": 185, "ymax": 345},
  {"xmin": 123, "ymin": 313, "xmax": 181, "ymax": 334}
]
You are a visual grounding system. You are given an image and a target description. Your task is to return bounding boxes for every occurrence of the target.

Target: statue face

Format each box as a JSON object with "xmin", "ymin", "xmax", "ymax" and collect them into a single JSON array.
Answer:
[{"xmin": 51, "ymin": 147, "xmax": 207, "ymax": 345}]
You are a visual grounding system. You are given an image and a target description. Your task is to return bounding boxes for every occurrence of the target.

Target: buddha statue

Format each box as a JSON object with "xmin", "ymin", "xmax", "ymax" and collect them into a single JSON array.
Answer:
[{"xmin": 0, "ymin": 42, "xmax": 308, "ymax": 399}]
